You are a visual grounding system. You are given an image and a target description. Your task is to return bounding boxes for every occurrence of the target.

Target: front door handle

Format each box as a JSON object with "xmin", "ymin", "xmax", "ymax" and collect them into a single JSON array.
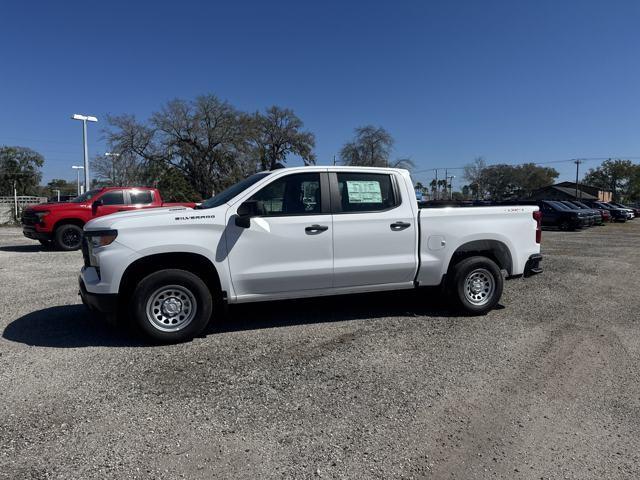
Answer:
[
  {"xmin": 305, "ymin": 224, "xmax": 329, "ymax": 234},
  {"xmin": 390, "ymin": 221, "xmax": 411, "ymax": 231}
]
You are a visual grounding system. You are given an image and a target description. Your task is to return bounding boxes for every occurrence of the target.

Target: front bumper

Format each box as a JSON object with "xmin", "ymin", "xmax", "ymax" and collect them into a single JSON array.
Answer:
[
  {"xmin": 22, "ymin": 225, "xmax": 51, "ymax": 241},
  {"xmin": 79, "ymin": 276, "xmax": 118, "ymax": 313},
  {"xmin": 524, "ymin": 254, "xmax": 543, "ymax": 277}
]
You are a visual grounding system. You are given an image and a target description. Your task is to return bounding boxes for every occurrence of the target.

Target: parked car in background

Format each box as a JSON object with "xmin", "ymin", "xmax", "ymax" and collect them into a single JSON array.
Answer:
[
  {"xmin": 538, "ymin": 200, "xmax": 589, "ymax": 230},
  {"xmin": 608, "ymin": 202, "xmax": 638, "ymax": 218},
  {"xmin": 559, "ymin": 201, "xmax": 596, "ymax": 226},
  {"xmin": 569, "ymin": 200, "xmax": 607, "ymax": 225},
  {"xmin": 582, "ymin": 200, "xmax": 628, "ymax": 222},
  {"xmin": 22, "ymin": 187, "xmax": 197, "ymax": 250}
]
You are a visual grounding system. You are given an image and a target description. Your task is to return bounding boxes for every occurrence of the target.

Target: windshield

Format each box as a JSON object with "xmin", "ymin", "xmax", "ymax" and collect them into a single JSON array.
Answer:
[
  {"xmin": 550, "ymin": 201, "xmax": 570, "ymax": 210},
  {"xmin": 199, "ymin": 172, "xmax": 271, "ymax": 209},
  {"xmin": 70, "ymin": 189, "xmax": 102, "ymax": 203}
]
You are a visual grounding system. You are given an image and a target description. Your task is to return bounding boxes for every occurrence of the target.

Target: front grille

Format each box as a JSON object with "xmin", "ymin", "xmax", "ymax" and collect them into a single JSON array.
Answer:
[
  {"xmin": 21, "ymin": 210, "xmax": 38, "ymax": 226},
  {"xmin": 81, "ymin": 237, "xmax": 91, "ymax": 267}
]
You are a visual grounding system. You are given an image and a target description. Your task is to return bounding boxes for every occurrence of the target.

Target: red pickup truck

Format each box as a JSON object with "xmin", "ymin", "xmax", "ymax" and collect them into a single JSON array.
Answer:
[{"xmin": 21, "ymin": 187, "xmax": 196, "ymax": 250}]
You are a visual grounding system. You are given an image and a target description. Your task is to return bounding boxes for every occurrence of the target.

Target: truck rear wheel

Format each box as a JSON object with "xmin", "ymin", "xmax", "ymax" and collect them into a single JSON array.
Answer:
[
  {"xmin": 130, "ymin": 269, "xmax": 213, "ymax": 343},
  {"xmin": 450, "ymin": 256, "xmax": 503, "ymax": 314},
  {"xmin": 54, "ymin": 224, "xmax": 83, "ymax": 250}
]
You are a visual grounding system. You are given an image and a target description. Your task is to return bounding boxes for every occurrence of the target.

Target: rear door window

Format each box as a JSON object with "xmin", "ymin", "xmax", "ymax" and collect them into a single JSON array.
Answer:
[
  {"xmin": 129, "ymin": 190, "xmax": 153, "ymax": 205},
  {"xmin": 335, "ymin": 173, "xmax": 397, "ymax": 213}
]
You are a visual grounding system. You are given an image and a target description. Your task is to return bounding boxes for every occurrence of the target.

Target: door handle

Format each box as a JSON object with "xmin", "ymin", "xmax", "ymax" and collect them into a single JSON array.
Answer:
[
  {"xmin": 305, "ymin": 224, "xmax": 329, "ymax": 234},
  {"xmin": 390, "ymin": 221, "xmax": 411, "ymax": 231}
]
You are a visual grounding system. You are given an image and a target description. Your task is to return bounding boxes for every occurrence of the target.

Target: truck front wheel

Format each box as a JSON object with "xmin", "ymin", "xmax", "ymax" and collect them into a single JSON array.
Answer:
[
  {"xmin": 54, "ymin": 224, "xmax": 83, "ymax": 250},
  {"xmin": 450, "ymin": 256, "xmax": 503, "ymax": 314},
  {"xmin": 131, "ymin": 269, "xmax": 213, "ymax": 343}
]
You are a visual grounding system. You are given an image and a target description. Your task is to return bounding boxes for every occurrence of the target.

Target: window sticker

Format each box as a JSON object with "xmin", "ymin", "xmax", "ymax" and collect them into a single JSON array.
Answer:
[{"xmin": 346, "ymin": 181, "xmax": 382, "ymax": 203}]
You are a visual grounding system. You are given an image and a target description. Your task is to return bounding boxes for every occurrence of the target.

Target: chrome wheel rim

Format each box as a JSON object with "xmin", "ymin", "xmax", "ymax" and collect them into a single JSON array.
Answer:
[
  {"xmin": 145, "ymin": 285, "xmax": 197, "ymax": 332},
  {"xmin": 464, "ymin": 268, "xmax": 495, "ymax": 306}
]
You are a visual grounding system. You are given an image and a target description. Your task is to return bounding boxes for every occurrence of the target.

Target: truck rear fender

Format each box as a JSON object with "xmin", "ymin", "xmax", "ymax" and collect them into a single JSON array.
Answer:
[{"xmin": 446, "ymin": 239, "xmax": 513, "ymax": 278}]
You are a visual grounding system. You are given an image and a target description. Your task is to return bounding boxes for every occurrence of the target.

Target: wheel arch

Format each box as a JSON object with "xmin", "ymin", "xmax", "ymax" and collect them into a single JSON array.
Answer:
[
  {"xmin": 53, "ymin": 217, "xmax": 85, "ymax": 231},
  {"xmin": 447, "ymin": 239, "xmax": 513, "ymax": 276},
  {"xmin": 119, "ymin": 252, "xmax": 223, "ymax": 302}
]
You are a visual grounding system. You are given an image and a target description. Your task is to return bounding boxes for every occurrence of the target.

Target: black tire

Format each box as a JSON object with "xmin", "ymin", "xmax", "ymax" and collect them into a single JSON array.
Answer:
[
  {"xmin": 450, "ymin": 256, "xmax": 504, "ymax": 314},
  {"xmin": 130, "ymin": 269, "xmax": 213, "ymax": 343},
  {"xmin": 54, "ymin": 224, "xmax": 83, "ymax": 250},
  {"xmin": 559, "ymin": 220, "xmax": 571, "ymax": 231}
]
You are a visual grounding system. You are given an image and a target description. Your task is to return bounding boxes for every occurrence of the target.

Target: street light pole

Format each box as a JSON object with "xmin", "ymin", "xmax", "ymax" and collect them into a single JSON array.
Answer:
[
  {"xmin": 72, "ymin": 114, "xmax": 98, "ymax": 191},
  {"xmin": 72, "ymin": 165, "xmax": 84, "ymax": 195},
  {"xmin": 448, "ymin": 175, "xmax": 455, "ymax": 200}
]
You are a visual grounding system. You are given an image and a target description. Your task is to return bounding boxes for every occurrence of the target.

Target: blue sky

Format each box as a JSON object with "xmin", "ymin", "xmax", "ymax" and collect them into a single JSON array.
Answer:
[{"xmin": 1, "ymin": 0, "xmax": 639, "ymax": 189}]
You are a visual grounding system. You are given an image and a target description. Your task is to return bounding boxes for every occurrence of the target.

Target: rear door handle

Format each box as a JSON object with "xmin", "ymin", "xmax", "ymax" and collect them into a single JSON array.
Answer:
[
  {"xmin": 390, "ymin": 221, "xmax": 411, "ymax": 231},
  {"xmin": 305, "ymin": 224, "xmax": 329, "ymax": 234}
]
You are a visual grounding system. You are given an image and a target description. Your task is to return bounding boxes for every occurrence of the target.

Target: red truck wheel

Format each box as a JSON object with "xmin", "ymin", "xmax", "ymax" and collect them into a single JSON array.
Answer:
[{"xmin": 54, "ymin": 224, "xmax": 83, "ymax": 251}]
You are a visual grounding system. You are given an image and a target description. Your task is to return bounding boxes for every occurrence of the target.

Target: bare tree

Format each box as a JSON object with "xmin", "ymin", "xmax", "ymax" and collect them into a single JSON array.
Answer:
[
  {"xmin": 340, "ymin": 126, "xmax": 394, "ymax": 167},
  {"xmin": 250, "ymin": 106, "xmax": 316, "ymax": 171},
  {"xmin": 463, "ymin": 156, "xmax": 487, "ymax": 199},
  {"xmin": 105, "ymin": 95, "xmax": 256, "ymax": 198},
  {"xmin": 91, "ymin": 152, "xmax": 145, "ymax": 186}
]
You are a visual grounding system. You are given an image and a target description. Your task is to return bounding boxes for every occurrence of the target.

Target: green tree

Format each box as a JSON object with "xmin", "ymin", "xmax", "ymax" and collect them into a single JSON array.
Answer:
[
  {"xmin": 45, "ymin": 178, "xmax": 77, "ymax": 197},
  {"xmin": 583, "ymin": 159, "xmax": 638, "ymax": 202},
  {"xmin": 463, "ymin": 158, "xmax": 558, "ymax": 200},
  {"xmin": 0, "ymin": 146, "xmax": 44, "ymax": 196},
  {"xmin": 249, "ymin": 106, "xmax": 316, "ymax": 171}
]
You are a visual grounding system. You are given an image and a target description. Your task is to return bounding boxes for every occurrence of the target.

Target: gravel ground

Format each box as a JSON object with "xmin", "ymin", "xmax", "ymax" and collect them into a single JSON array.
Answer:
[{"xmin": 1, "ymin": 223, "xmax": 639, "ymax": 479}]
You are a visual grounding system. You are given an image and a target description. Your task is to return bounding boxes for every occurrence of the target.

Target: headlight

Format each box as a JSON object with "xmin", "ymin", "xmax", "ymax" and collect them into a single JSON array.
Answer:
[
  {"xmin": 85, "ymin": 229, "xmax": 118, "ymax": 248},
  {"xmin": 34, "ymin": 211, "xmax": 49, "ymax": 223}
]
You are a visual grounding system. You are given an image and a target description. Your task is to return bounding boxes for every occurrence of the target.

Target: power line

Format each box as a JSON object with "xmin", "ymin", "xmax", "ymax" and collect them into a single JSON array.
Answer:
[{"xmin": 413, "ymin": 156, "xmax": 640, "ymax": 175}]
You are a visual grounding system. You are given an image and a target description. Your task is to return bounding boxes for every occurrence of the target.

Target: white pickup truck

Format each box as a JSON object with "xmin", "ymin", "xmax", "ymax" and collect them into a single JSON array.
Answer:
[{"xmin": 79, "ymin": 166, "xmax": 542, "ymax": 343}]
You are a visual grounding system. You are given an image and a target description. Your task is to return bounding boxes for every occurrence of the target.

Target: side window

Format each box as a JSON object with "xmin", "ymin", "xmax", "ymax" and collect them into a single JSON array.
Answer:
[
  {"xmin": 336, "ymin": 173, "xmax": 397, "ymax": 213},
  {"xmin": 100, "ymin": 190, "xmax": 125, "ymax": 205},
  {"xmin": 130, "ymin": 190, "xmax": 153, "ymax": 205},
  {"xmin": 249, "ymin": 173, "xmax": 321, "ymax": 216}
]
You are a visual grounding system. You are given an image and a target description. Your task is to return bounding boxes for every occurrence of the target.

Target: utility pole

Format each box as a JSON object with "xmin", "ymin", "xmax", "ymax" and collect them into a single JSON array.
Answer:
[
  {"xmin": 448, "ymin": 175, "xmax": 455, "ymax": 200},
  {"xmin": 574, "ymin": 159, "xmax": 582, "ymax": 199},
  {"xmin": 434, "ymin": 169, "xmax": 439, "ymax": 200},
  {"xmin": 54, "ymin": 189, "xmax": 60, "ymax": 202},
  {"xmin": 333, "ymin": 155, "xmax": 336, "ymax": 166},
  {"xmin": 72, "ymin": 114, "xmax": 98, "ymax": 190}
]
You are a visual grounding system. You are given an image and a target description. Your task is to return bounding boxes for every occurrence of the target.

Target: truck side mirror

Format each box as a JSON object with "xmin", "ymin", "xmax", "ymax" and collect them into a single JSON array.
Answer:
[
  {"xmin": 92, "ymin": 199, "xmax": 103, "ymax": 214},
  {"xmin": 235, "ymin": 200, "xmax": 258, "ymax": 228}
]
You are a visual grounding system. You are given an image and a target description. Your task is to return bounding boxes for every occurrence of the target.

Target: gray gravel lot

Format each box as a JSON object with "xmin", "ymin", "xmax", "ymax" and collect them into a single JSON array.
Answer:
[{"xmin": 1, "ymin": 223, "xmax": 639, "ymax": 479}]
